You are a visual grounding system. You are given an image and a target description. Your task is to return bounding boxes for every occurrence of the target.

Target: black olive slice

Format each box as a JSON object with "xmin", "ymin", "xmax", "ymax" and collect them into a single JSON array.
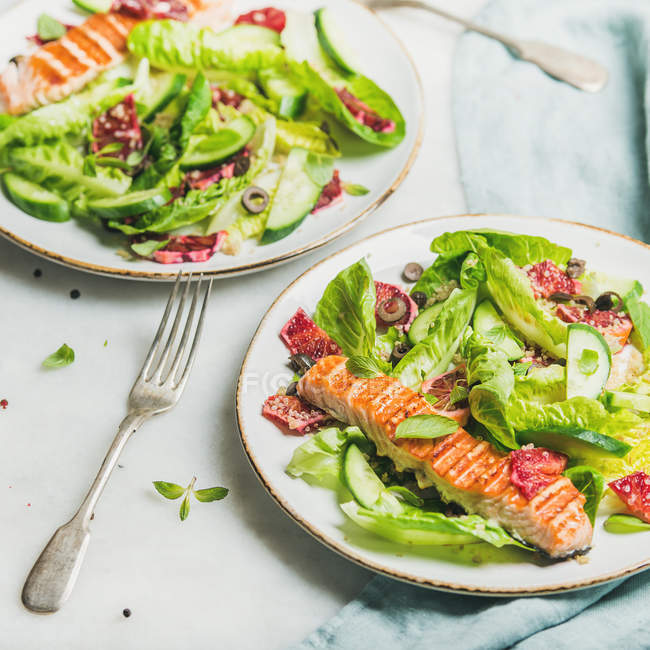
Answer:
[
  {"xmin": 595, "ymin": 291, "xmax": 624, "ymax": 312},
  {"xmin": 286, "ymin": 381, "xmax": 298, "ymax": 396},
  {"xmin": 566, "ymin": 257, "xmax": 586, "ymax": 279},
  {"xmin": 241, "ymin": 186, "xmax": 270, "ymax": 214},
  {"xmin": 402, "ymin": 262, "xmax": 423, "ymax": 283},
  {"xmin": 411, "ymin": 291, "xmax": 427, "ymax": 308},
  {"xmin": 391, "ymin": 342, "xmax": 410, "ymax": 362},
  {"xmin": 377, "ymin": 297, "xmax": 407, "ymax": 323},
  {"xmin": 549, "ymin": 291, "xmax": 574, "ymax": 302},
  {"xmin": 549, "ymin": 292, "xmax": 596, "ymax": 312},
  {"xmin": 288, "ymin": 354, "xmax": 315, "ymax": 375}
]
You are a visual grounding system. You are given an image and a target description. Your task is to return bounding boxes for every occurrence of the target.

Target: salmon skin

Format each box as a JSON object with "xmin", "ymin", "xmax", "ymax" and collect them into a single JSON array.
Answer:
[
  {"xmin": 298, "ymin": 355, "xmax": 593, "ymax": 558},
  {"xmin": 0, "ymin": 13, "xmax": 139, "ymax": 115}
]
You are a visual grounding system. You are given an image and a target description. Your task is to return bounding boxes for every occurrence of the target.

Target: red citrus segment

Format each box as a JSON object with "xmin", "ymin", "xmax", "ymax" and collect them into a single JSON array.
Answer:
[
  {"xmin": 312, "ymin": 170, "xmax": 342, "ymax": 214},
  {"xmin": 527, "ymin": 260, "xmax": 582, "ymax": 299},
  {"xmin": 262, "ymin": 394, "xmax": 330, "ymax": 435},
  {"xmin": 609, "ymin": 471, "xmax": 650, "ymax": 523},
  {"xmin": 510, "ymin": 445, "xmax": 568, "ymax": 501},
  {"xmin": 235, "ymin": 7, "xmax": 286, "ymax": 32},
  {"xmin": 420, "ymin": 365, "xmax": 469, "ymax": 426},
  {"xmin": 556, "ymin": 305, "xmax": 633, "ymax": 347},
  {"xmin": 280, "ymin": 308, "xmax": 341, "ymax": 360},
  {"xmin": 92, "ymin": 93, "xmax": 142, "ymax": 161}
]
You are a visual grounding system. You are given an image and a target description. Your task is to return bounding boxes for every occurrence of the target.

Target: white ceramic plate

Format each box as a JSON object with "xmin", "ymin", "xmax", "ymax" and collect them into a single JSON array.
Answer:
[
  {"xmin": 0, "ymin": 0, "xmax": 422, "ymax": 280},
  {"xmin": 237, "ymin": 214, "xmax": 650, "ymax": 595}
]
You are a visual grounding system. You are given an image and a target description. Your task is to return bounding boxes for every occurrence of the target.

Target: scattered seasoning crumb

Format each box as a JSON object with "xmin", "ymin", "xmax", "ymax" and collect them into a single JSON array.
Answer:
[
  {"xmin": 70, "ymin": 289, "xmax": 81, "ymax": 300},
  {"xmin": 575, "ymin": 554, "xmax": 590, "ymax": 565},
  {"xmin": 471, "ymin": 555, "xmax": 482, "ymax": 565},
  {"xmin": 90, "ymin": 513, "xmax": 95, "ymax": 520},
  {"xmin": 0, "ymin": 399, "xmax": 7, "ymax": 409},
  {"xmin": 118, "ymin": 464, "xmax": 124, "ymax": 469},
  {"xmin": 33, "ymin": 269, "xmax": 42, "ymax": 278},
  {"xmin": 122, "ymin": 608, "xmax": 131, "ymax": 618}
]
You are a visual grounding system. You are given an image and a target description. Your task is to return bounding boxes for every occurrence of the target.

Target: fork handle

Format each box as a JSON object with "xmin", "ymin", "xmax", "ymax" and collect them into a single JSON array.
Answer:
[{"xmin": 22, "ymin": 411, "xmax": 148, "ymax": 613}]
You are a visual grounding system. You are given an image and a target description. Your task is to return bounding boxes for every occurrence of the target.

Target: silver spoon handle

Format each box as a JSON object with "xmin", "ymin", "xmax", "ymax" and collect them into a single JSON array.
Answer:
[
  {"xmin": 21, "ymin": 412, "xmax": 147, "ymax": 614},
  {"xmin": 369, "ymin": 0, "xmax": 608, "ymax": 92}
]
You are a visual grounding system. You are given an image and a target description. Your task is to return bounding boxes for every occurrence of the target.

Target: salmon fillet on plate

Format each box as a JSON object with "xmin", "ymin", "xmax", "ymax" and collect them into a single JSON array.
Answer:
[{"xmin": 298, "ymin": 355, "xmax": 593, "ymax": 558}]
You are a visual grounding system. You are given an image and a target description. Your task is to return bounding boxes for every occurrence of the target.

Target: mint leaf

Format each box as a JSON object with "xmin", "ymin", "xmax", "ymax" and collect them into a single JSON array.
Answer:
[
  {"xmin": 604, "ymin": 514, "xmax": 650, "ymax": 533},
  {"xmin": 449, "ymin": 384, "xmax": 469, "ymax": 405},
  {"xmin": 153, "ymin": 481, "xmax": 185, "ymax": 500},
  {"xmin": 578, "ymin": 348, "xmax": 599, "ymax": 376},
  {"xmin": 346, "ymin": 355, "xmax": 387, "ymax": 378},
  {"xmin": 37, "ymin": 14, "xmax": 66, "ymax": 41},
  {"xmin": 394, "ymin": 414, "xmax": 459, "ymax": 440},
  {"xmin": 42, "ymin": 343, "xmax": 75, "ymax": 368},
  {"xmin": 564, "ymin": 465, "xmax": 604, "ymax": 525},
  {"xmin": 96, "ymin": 142, "xmax": 124, "ymax": 156},
  {"xmin": 194, "ymin": 487, "xmax": 229, "ymax": 502},
  {"xmin": 179, "ymin": 493, "xmax": 191, "ymax": 521},
  {"xmin": 342, "ymin": 182, "xmax": 370, "ymax": 196},
  {"xmin": 131, "ymin": 239, "xmax": 170, "ymax": 258}
]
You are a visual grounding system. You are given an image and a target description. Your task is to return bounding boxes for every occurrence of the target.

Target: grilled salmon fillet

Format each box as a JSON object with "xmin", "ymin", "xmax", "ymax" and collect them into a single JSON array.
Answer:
[
  {"xmin": 298, "ymin": 355, "xmax": 593, "ymax": 558},
  {"xmin": 0, "ymin": 13, "xmax": 139, "ymax": 115}
]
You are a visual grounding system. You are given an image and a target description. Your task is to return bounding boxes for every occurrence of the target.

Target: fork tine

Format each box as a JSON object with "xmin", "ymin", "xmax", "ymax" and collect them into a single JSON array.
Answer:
[
  {"xmin": 138, "ymin": 271, "xmax": 183, "ymax": 380},
  {"xmin": 174, "ymin": 276, "xmax": 213, "ymax": 391},
  {"xmin": 164, "ymin": 274, "xmax": 202, "ymax": 385}
]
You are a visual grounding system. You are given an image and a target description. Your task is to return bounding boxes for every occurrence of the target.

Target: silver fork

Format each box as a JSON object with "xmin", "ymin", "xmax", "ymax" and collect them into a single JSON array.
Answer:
[
  {"xmin": 364, "ymin": 0, "xmax": 609, "ymax": 93},
  {"xmin": 21, "ymin": 272, "xmax": 213, "ymax": 614}
]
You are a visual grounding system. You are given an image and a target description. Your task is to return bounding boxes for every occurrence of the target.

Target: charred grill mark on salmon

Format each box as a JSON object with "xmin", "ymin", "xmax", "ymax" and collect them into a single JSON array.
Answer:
[{"xmin": 297, "ymin": 355, "xmax": 593, "ymax": 558}]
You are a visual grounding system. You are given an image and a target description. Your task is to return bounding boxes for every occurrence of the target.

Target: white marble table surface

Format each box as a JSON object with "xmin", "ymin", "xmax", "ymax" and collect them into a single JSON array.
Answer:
[{"xmin": 0, "ymin": 1, "xmax": 484, "ymax": 647}]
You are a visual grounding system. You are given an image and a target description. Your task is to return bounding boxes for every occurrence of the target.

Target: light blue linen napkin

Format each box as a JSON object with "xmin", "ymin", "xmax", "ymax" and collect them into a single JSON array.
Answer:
[{"xmin": 295, "ymin": 1, "xmax": 650, "ymax": 647}]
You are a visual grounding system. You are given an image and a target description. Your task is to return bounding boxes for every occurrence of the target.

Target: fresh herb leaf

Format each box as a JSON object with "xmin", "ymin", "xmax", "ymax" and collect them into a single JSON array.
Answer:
[
  {"xmin": 83, "ymin": 155, "xmax": 97, "ymax": 177},
  {"xmin": 422, "ymin": 394, "xmax": 440, "ymax": 406},
  {"xmin": 394, "ymin": 414, "xmax": 459, "ymax": 440},
  {"xmin": 37, "ymin": 13, "xmax": 66, "ymax": 42},
  {"xmin": 578, "ymin": 348, "xmax": 599, "ymax": 376},
  {"xmin": 564, "ymin": 465, "xmax": 604, "ymax": 525},
  {"xmin": 179, "ymin": 493, "xmax": 191, "ymax": 521},
  {"xmin": 604, "ymin": 514, "xmax": 650, "ymax": 533},
  {"xmin": 152, "ymin": 481, "xmax": 185, "ymax": 500},
  {"xmin": 386, "ymin": 485, "xmax": 424, "ymax": 507},
  {"xmin": 42, "ymin": 343, "xmax": 75, "ymax": 368},
  {"xmin": 131, "ymin": 239, "xmax": 170, "ymax": 257},
  {"xmin": 103, "ymin": 340, "xmax": 108, "ymax": 347},
  {"xmin": 449, "ymin": 384, "xmax": 469, "ymax": 405},
  {"xmin": 346, "ymin": 355, "xmax": 387, "ymax": 378},
  {"xmin": 194, "ymin": 487, "xmax": 229, "ymax": 502},
  {"xmin": 95, "ymin": 142, "xmax": 124, "ymax": 156},
  {"xmin": 305, "ymin": 152, "xmax": 335, "ymax": 186},
  {"xmin": 342, "ymin": 182, "xmax": 370, "ymax": 196},
  {"xmin": 513, "ymin": 361, "xmax": 533, "ymax": 376}
]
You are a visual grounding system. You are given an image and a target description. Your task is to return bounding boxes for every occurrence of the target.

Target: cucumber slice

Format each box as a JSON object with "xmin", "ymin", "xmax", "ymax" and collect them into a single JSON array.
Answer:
[
  {"xmin": 517, "ymin": 427, "xmax": 631, "ymax": 458},
  {"xmin": 87, "ymin": 187, "xmax": 172, "ymax": 220},
  {"xmin": 342, "ymin": 443, "xmax": 384, "ymax": 508},
  {"xmin": 566, "ymin": 323, "xmax": 611, "ymax": 400},
  {"xmin": 604, "ymin": 390, "xmax": 650, "ymax": 413},
  {"xmin": 258, "ymin": 69, "xmax": 307, "ymax": 120},
  {"xmin": 314, "ymin": 7, "xmax": 359, "ymax": 74},
  {"xmin": 407, "ymin": 303, "xmax": 444, "ymax": 345},
  {"xmin": 213, "ymin": 24, "xmax": 281, "ymax": 48},
  {"xmin": 142, "ymin": 73, "xmax": 187, "ymax": 123},
  {"xmin": 260, "ymin": 147, "xmax": 333, "ymax": 244},
  {"xmin": 72, "ymin": 0, "xmax": 111, "ymax": 13},
  {"xmin": 3, "ymin": 172, "xmax": 70, "ymax": 222},
  {"xmin": 179, "ymin": 116, "xmax": 255, "ymax": 171},
  {"xmin": 473, "ymin": 300, "xmax": 524, "ymax": 361}
]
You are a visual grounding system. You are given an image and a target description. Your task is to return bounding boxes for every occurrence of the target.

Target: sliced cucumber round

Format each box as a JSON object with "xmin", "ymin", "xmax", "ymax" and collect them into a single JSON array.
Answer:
[
  {"xmin": 604, "ymin": 390, "xmax": 650, "ymax": 413},
  {"xmin": 261, "ymin": 148, "xmax": 333, "ymax": 244},
  {"xmin": 473, "ymin": 300, "xmax": 524, "ymax": 361},
  {"xmin": 213, "ymin": 24, "xmax": 281, "ymax": 47},
  {"xmin": 517, "ymin": 428, "xmax": 631, "ymax": 459},
  {"xmin": 72, "ymin": 0, "xmax": 111, "ymax": 13},
  {"xmin": 407, "ymin": 302, "xmax": 444, "ymax": 345},
  {"xmin": 314, "ymin": 7, "xmax": 359, "ymax": 74},
  {"xmin": 3, "ymin": 173, "xmax": 70, "ymax": 222},
  {"xmin": 258, "ymin": 70, "xmax": 307, "ymax": 120},
  {"xmin": 179, "ymin": 116, "xmax": 256, "ymax": 171},
  {"xmin": 142, "ymin": 73, "xmax": 187, "ymax": 123},
  {"xmin": 566, "ymin": 323, "xmax": 611, "ymax": 400},
  {"xmin": 342, "ymin": 443, "xmax": 385, "ymax": 509},
  {"xmin": 87, "ymin": 187, "xmax": 172, "ymax": 220}
]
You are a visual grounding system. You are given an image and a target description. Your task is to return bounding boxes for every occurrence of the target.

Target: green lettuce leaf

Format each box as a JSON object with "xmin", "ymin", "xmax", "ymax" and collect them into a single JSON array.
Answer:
[
  {"xmin": 459, "ymin": 251, "xmax": 486, "ymax": 289},
  {"xmin": 513, "ymin": 364, "xmax": 566, "ymax": 404},
  {"xmin": 410, "ymin": 255, "xmax": 463, "ymax": 299},
  {"xmin": 170, "ymin": 72, "xmax": 211, "ymax": 153},
  {"xmin": 290, "ymin": 62, "xmax": 405, "ymax": 148},
  {"xmin": 464, "ymin": 331, "xmax": 517, "ymax": 449},
  {"xmin": 480, "ymin": 246, "xmax": 568, "ymax": 358},
  {"xmin": 393, "ymin": 288, "xmax": 476, "ymax": 388},
  {"xmin": 564, "ymin": 465, "xmax": 605, "ymax": 525},
  {"xmin": 276, "ymin": 120, "xmax": 340, "ymax": 156},
  {"xmin": 8, "ymin": 141, "xmax": 130, "ymax": 202},
  {"xmin": 431, "ymin": 229, "xmax": 572, "ymax": 266},
  {"xmin": 127, "ymin": 20, "xmax": 285, "ymax": 74},
  {"xmin": 286, "ymin": 426, "xmax": 368, "ymax": 489},
  {"xmin": 314, "ymin": 258, "xmax": 378, "ymax": 358}
]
